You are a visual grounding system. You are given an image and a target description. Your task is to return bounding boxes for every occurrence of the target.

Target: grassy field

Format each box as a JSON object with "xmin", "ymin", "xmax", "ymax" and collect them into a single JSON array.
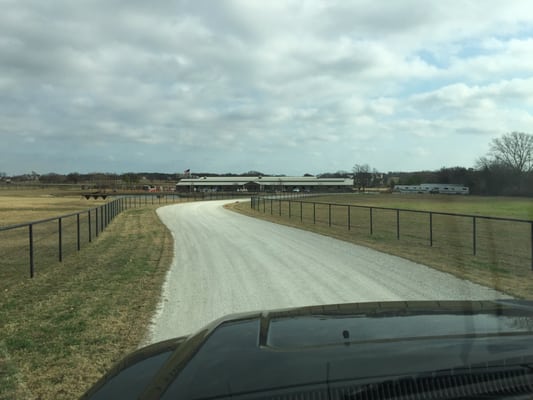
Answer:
[
  {"xmin": 0, "ymin": 191, "xmax": 173, "ymax": 400},
  {"xmin": 304, "ymin": 193, "xmax": 533, "ymax": 220},
  {"xmin": 0, "ymin": 189, "xmax": 108, "ymax": 226},
  {"xmin": 1, "ymin": 189, "xmax": 531, "ymax": 397},
  {"xmin": 229, "ymin": 193, "xmax": 533, "ymax": 299}
]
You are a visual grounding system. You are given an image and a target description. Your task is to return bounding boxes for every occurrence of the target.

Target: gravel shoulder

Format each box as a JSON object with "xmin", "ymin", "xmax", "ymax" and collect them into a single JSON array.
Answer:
[{"xmin": 149, "ymin": 200, "xmax": 509, "ymax": 343}]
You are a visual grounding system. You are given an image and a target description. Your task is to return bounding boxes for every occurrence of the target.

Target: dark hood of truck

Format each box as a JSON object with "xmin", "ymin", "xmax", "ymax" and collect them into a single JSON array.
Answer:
[{"xmin": 83, "ymin": 300, "xmax": 533, "ymax": 399}]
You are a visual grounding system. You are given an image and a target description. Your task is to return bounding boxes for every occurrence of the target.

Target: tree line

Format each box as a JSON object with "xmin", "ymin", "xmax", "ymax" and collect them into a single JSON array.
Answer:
[
  {"xmin": 387, "ymin": 132, "xmax": 532, "ymax": 196},
  {"xmin": 2, "ymin": 132, "xmax": 531, "ymax": 196}
]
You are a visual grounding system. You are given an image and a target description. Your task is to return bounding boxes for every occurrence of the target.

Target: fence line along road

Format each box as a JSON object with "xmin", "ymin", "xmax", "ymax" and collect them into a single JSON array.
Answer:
[
  {"xmin": 250, "ymin": 195, "xmax": 533, "ymax": 271},
  {"xmin": 1, "ymin": 192, "xmax": 245, "ymax": 279}
]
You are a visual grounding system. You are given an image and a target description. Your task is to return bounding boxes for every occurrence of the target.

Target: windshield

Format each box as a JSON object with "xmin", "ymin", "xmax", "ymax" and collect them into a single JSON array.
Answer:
[{"xmin": 1, "ymin": 1, "xmax": 532, "ymax": 399}]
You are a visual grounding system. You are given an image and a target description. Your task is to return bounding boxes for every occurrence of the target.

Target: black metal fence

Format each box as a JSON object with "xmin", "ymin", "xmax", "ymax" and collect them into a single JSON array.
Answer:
[
  {"xmin": 250, "ymin": 196, "xmax": 533, "ymax": 270},
  {"xmin": 1, "ymin": 192, "xmax": 245, "ymax": 279}
]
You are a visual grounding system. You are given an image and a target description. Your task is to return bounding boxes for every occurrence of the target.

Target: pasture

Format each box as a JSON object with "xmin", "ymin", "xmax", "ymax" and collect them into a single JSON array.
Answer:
[
  {"xmin": 0, "ymin": 188, "xmax": 107, "ymax": 226},
  {"xmin": 231, "ymin": 193, "xmax": 533, "ymax": 299},
  {"xmin": 1, "ymin": 189, "xmax": 531, "ymax": 398},
  {"xmin": 0, "ymin": 190, "xmax": 173, "ymax": 399}
]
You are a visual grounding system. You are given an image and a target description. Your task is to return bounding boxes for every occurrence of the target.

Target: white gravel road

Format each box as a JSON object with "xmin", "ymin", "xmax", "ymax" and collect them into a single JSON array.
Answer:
[{"xmin": 149, "ymin": 199, "xmax": 510, "ymax": 343}]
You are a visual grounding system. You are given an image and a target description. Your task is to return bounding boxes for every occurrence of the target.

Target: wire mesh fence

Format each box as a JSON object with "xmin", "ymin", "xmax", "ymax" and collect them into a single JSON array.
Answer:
[
  {"xmin": 250, "ymin": 196, "xmax": 533, "ymax": 272},
  {"xmin": 1, "ymin": 192, "xmax": 246, "ymax": 281}
]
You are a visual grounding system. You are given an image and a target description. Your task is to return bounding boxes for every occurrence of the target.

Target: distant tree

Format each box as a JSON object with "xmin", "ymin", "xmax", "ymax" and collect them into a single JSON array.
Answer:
[
  {"xmin": 475, "ymin": 132, "xmax": 533, "ymax": 195},
  {"xmin": 436, "ymin": 167, "xmax": 472, "ymax": 185},
  {"xmin": 475, "ymin": 161, "xmax": 524, "ymax": 196},
  {"xmin": 303, "ymin": 173, "xmax": 314, "ymax": 177},
  {"xmin": 121, "ymin": 173, "xmax": 140, "ymax": 185},
  {"xmin": 66, "ymin": 172, "xmax": 81, "ymax": 183},
  {"xmin": 39, "ymin": 173, "xmax": 66, "ymax": 184},
  {"xmin": 352, "ymin": 164, "xmax": 371, "ymax": 191},
  {"xmin": 486, "ymin": 132, "xmax": 533, "ymax": 173},
  {"xmin": 241, "ymin": 170, "xmax": 264, "ymax": 176},
  {"xmin": 318, "ymin": 170, "xmax": 351, "ymax": 178}
]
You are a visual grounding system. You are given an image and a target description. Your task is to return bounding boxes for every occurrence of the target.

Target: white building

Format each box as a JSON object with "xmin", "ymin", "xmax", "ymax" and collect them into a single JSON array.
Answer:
[
  {"xmin": 393, "ymin": 183, "xmax": 469, "ymax": 195},
  {"xmin": 176, "ymin": 176, "xmax": 354, "ymax": 192}
]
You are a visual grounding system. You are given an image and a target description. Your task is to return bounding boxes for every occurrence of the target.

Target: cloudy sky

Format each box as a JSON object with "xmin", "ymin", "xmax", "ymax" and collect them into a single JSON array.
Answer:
[{"xmin": 2, "ymin": 1, "xmax": 533, "ymax": 176}]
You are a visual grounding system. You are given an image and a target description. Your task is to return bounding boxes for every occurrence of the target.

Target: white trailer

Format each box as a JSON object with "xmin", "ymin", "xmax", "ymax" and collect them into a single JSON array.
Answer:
[{"xmin": 394, "ymin": 183, "xmax": 469, "ymax": 195}]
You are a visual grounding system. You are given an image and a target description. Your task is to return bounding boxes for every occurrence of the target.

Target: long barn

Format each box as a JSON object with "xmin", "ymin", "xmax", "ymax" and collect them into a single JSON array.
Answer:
[{"xmin": 176, "ymin": 176, "xmax": 354, "ymax": 192}]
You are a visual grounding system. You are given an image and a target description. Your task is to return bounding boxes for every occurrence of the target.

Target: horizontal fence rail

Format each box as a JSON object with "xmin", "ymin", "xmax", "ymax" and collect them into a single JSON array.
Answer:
[
  {"xmin": 1, "ymin": 192, "xmax": 246, "ymax": 279},
  {"xmin": 250, "ymin": 195, "xmax": 533, "ymax": 271}
]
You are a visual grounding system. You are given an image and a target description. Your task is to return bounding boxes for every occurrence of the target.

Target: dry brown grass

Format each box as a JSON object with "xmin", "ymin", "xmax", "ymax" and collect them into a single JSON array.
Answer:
[
  {"xmin": 227, "ymin": 195, "xmax": 533, "ymax": 299},
  {"xmin": 0, "ymin": 189, "xmax": 107, "ymax": 226}
]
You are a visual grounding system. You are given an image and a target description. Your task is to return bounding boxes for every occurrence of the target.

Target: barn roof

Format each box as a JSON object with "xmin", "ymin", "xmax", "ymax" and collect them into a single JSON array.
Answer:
[{"xmin": 176, "ymin": 176, "xmax": 353, "ymax": 186}]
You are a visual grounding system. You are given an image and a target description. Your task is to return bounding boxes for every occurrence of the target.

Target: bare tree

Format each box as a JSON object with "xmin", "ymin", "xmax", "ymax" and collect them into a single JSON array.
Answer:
[
  {"xmin": 352, "ymin": 164, "xmax": 371, "ymax": 191},
  {"xmin": 488, "ymin": 132, "xmax": 533, "ymax": 172}
]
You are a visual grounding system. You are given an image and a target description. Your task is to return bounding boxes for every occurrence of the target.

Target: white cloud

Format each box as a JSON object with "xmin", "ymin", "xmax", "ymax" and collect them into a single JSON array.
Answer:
[{"xmin": 1, "ymin": 1, "xmax": 533, "ymax": 174}]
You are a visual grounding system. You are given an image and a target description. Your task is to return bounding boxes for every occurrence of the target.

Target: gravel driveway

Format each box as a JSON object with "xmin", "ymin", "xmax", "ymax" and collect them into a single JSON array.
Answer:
[{"xmin": 149, "ymin": 199, "xmax": 509, "ymax": 343}]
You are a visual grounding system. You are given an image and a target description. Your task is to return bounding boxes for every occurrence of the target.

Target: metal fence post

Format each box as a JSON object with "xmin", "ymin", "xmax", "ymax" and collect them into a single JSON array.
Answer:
[
  {"xmin": 313, "ymin": 203, "xmax": 316, "ymax": 224},
  {"xmin": 77, "ymin": 213, "xmax": 81, "ymax": 251},
  {"xmin": 29, "ymin": 224, "xmax": 34, "ymax": 278},
  {"xmin": 279, "ymin": 199, "xmax": 282, "ymax": 216},
  {"xmin": 429, "ymin": 212, "xmax": 433, "ymax": 247},
  {"xmin": 88, "ymin": 210, "xmax": 92, "ymax": 242},
  {"xmin": 347, "ymin": 205, "xmax": 351, "ymax": 230},
  {"xmin": 58, "ymin": 217, "xmax": 63, "ymax": 262},
  {"xmin": 300, "ymin": 202, "xmax": 303, "ymax": 222},
  {"xmin": 271, "ymin": 199, "xmax": 273, "ymax": 215},
  {"xmin": 396, "ymin": 209, "xmax": 400, "ymax": 240},
  {"xmin": 472, "ymin": 216, "xmax": 477, "ymax": 255},
  {"xmin": 289, "ymin": 201, "xmax": 291, "ymax": 219},
  {"xmin": 531, "ymin": 222, "xmax": 533, "ymax": 271},
  {"xmin": 328, "ymin": 204, "xmax": 332, "ymax": 227},
  {"xmin": 95, "ymin": 207, "xmax": 99, "ymax": 237},
  {"xmin": 369, "ymin": 207, "xmax": 373, "ymax": 235}
]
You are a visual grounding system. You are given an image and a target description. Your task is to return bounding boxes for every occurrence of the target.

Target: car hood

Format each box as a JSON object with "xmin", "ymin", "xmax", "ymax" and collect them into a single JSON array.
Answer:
[{"xmin": 82, "ymin": 300, "xmax": 533, "ymax": 399}]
